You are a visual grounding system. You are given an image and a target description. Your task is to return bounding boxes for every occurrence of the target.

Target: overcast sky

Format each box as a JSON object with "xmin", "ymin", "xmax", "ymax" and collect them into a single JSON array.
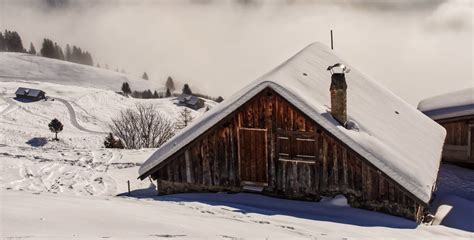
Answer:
[{"xmin": 0, "ymin": 0, "xmax": 472, "ymax": 105}]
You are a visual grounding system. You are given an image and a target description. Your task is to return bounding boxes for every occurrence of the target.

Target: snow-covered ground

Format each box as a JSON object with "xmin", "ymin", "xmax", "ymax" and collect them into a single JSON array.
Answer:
[
  {"xmin": 0, "ymin": 53, "xmax": 473, "ymax": 239},
  {"xmin": 0, "ymin": 52, "xmax": 161, "ymax": 92}
]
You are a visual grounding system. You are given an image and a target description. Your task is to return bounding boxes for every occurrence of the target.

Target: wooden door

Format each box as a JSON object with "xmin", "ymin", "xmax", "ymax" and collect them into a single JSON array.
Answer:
[{"xmin": 238, "ymin": 128, "xmax": 268, "ymax": 184}]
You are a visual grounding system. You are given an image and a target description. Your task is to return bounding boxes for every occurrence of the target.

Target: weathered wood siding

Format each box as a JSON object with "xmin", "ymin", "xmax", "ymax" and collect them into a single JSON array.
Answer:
[
  {"xmin": 152, "ymin": 88, "xmax": 425, "ymax": 221},
  {"xmin": 437, "ymin": 116, "xmax": 474, "ymax": 164}
]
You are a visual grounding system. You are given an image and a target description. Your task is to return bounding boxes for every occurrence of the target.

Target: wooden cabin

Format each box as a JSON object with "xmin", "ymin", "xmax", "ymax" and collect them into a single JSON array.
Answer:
[
  {"xmin": 176, "ymin": 94, "xmax": 205, "ymax": 110},
  {"xmin": 15, "ymin": 87, "xmax": 46, "ymax": 101},
  {"xmin": 139, "ymin": 43, "xmax": 446, "ymax": 222},
  {"xmin": 418, "ymin": 88, "xmax": 474, "ymax": 166}
]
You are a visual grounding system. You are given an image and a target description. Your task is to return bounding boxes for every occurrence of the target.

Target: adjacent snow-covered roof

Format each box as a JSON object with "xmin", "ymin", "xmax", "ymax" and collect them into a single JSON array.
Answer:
[
  {"xmin": 418, "ymin": 88, "xmax": 474, "ymax": 120},
  {"xmin": 139, "ymin": 42, "xmax": 446, "ymax": 204}
]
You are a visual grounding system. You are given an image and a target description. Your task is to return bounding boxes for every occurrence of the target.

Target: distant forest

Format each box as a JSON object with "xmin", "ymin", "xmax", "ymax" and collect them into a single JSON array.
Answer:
[{"xmin": 0, "ymin": 29, "xmax": 94, "ymax": 66}]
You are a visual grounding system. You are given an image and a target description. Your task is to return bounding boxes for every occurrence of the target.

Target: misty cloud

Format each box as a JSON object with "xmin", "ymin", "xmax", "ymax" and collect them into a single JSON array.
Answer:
[{"xmin": 0, "ymin": 0, "xmax": 472, "ymax": 106}]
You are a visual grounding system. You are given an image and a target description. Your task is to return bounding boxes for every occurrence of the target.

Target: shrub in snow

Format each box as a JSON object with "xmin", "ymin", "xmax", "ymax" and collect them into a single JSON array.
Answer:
[
  {"xmin": 109, "ymin": 104, "xmax": 175, "ymax": 149},
  {"xmin": 104, "ymin": 133, "xmax": 124, "ymax": 149},
  {"xmin": 48, "ymin": 118, "xmax": 63, "ymax": 141}
]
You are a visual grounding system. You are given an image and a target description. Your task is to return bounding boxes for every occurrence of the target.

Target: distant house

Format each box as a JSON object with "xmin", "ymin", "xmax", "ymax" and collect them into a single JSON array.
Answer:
[
  {"xmin": 15, "ymin": 87, "xmax": 46, "ymax": 101},
  {"xmin": 139, "ymin": 43, "xmax": 445, "ymax": 222},
  {"xmin": 176, "ymin": 94, "xmax": 205, "ymax": 110},
  {"xmin": 418, "ymin": 88, "xmax": 474, "ymax": 166}
]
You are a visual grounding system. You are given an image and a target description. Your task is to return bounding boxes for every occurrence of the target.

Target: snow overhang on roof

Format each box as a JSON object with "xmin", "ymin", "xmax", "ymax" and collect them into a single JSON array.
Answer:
[
  {"xmin": 139, "ymin": 42, "xmax": 446, "ymax": 204},
  {"xmin": 418, "ymin": 87, "xmax": 474, "ymax": 120}
]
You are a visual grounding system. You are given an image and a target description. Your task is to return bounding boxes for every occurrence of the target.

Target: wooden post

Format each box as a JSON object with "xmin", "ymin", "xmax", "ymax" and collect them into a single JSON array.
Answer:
[
  {"xmin": 127, "ymin": 180, "xmax": 131, "ymax": 196},
  {"xmin": 330, "ymin": 30, "xmax": 334, "ymax": 50}
]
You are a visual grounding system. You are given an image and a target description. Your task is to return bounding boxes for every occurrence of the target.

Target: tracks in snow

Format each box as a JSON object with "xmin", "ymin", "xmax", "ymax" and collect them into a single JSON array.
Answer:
[{"xmin": 52, "ymin": 97, "xmax": 106, "ymax": 134}]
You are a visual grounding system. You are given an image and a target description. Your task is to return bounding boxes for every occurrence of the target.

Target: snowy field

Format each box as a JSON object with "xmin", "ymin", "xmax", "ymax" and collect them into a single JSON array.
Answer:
[{"xmin": 0, "ymin": 53, "xmax": 473, "ymax": 239}]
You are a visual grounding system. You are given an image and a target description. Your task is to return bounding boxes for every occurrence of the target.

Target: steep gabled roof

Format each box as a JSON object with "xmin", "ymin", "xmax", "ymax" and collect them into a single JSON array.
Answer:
[
  {"xmin": 418, "ymin": 87, "xmax": 474, "ymax": 120},
  {"xmin": 139, "ymin": 42, "xmax": 446, "ymax": 204}
]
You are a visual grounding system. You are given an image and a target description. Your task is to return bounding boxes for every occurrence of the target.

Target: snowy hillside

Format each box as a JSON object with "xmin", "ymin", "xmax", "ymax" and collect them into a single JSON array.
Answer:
[
  {"xmin": 0, "ymin": 58, "xmax": 473, "ymax": 239},
  {"xmin": 0, "ymin": 52, "xmax": 161, "ymax": 92}
]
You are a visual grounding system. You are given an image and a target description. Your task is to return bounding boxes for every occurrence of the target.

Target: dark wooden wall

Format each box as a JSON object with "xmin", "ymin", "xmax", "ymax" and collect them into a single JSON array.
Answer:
[
  {"xmin": 152, "ymin": 88, "xmax": 425, "ymax": 221},
  {"xmin": 437, "ymin": 116, "xmax": 474, "ymax": 164}
]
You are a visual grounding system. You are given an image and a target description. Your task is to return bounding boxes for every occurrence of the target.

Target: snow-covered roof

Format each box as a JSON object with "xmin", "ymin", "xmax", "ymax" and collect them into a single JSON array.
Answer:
[
  {"xmin": 418, "ymin": 88, "xmax": 474, "ymax": 120},
  {"xmin": 15, "ymin": 87, "xmax": 44, "ymax": 97},
  {"xmin": 139, "ymin": 42, "xmax": 446, "ymax": 204}
]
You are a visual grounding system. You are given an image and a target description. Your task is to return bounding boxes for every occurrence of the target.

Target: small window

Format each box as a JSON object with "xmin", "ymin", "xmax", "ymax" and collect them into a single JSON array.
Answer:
[{"xmin": 277, "ymin": 131, "xmax": 317, "ymax": 162}]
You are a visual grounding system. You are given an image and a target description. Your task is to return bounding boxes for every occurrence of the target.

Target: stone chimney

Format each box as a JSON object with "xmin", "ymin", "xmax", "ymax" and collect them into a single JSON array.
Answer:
[{"xmin": 327, "ymin": 63, "xmax": 349, "ymax": 125}]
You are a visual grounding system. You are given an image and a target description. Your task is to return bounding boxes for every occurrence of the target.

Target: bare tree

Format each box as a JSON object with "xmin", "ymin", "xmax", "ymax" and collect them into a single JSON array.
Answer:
[
  {"xmin": 109, "ymin": 104, "xmax": 175, "ymax": 149},
  {"xmin": 176, "ymin": 108, "xmax": 194, "ymax": 130}
]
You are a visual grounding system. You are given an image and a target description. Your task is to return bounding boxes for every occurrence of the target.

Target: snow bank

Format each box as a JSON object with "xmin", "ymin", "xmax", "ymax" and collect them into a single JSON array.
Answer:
[
  {"xmin": 140, "ymin": 42, "xmax": 446, "ymax": 204},
  {"xmin": 418, "ymin": 87, "xmax": 474, "ymax": 120}
]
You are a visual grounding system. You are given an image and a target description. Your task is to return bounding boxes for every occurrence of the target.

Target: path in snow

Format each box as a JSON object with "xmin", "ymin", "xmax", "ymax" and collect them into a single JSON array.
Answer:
[
  {"xmin": 54, "ymin": 97, "xmax": 106, "ymax": 134},
  {"xmin": 0, "ymin": 93, "xmax": 18, "ymax": 115}
]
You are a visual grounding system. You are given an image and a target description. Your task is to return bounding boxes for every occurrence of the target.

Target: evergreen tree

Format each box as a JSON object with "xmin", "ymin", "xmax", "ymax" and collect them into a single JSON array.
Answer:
[
  {"xmin": 142, "ymin": 72, "xmax": 149, "ymax": 80},
  {"xmin": 0, "ymin": 32, "xmax": 5, "ymax": 51},
  {"xmin": 166, "ymin": 76, "xmax": 175, "ymax": 92},
  {"xmin": 153, "ymin": 90, "xmax": 159, "ymax": 98},
  {"xmin": 54, "ymin": 42, "xmax": 64, "ymax": 60},
  {"xmin": 28, "ymin": 42, "xmax": 36, "ymax": 55},
  {"xmin": 176, "ymin": 108, "xmax": 194, "ymax": 130},
  {"xmin": 121, "ymin": 82, "xmax": 131, "ymax": 95},
  {"xmin": 65, "ymin": 44, "xmax": 71, "ymax": 61},
  {"xmin": 182, "ymin": 83, "xmax": 192, "ymax": 95},
  {"xmin": 4, "ymin": 30, "xmax": 25, "ymax": 52},
  {"xmin": 40, "ymin": 38, "xmax": 56, "ymax": 58},
  {"xmin": 216, "ymin": 96, "xmax": 224, "ymax": 103},
  {"xmin": 48, "ymin": 118, "xmax": 64, "ymax": 140},
  {"xmin": 165, "ymin": 88, "xmax": 171, "ymax": 97}
]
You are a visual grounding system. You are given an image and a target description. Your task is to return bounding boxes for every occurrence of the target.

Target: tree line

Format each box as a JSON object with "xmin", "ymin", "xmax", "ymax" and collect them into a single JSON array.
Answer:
[
  {"xmin": 121, "ymin": 79, "xmax": 223, "ymax": 103},
  {"xmin": 0, "ymin": 29, "xmax": 94, "ymax": 66}
]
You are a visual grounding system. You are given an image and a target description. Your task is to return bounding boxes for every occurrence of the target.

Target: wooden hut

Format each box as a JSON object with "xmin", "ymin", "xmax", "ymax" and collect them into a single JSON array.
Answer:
[
  {"xmin": 139, "ymin": 43, "xmax": 446, "ymax": 222},
  {"xmin": 418, "ymin": 88, "xmax": 474, "ymax": 166},
  {"xmin": 176, "ymin": 94, "xmax": 205, "ymax": 110},
  {"xmin": 15, "ymin": 87, "xmax": 46, "ymax": 101}
]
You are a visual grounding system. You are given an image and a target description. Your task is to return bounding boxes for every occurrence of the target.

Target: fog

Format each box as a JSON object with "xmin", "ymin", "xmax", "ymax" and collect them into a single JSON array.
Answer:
[{"xmin": 0, "ymin": 0, "xmax": 472, "ymax": 105}]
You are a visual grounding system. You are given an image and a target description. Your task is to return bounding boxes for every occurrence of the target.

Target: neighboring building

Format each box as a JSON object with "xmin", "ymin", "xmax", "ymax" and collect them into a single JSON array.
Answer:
[
  {"xmin": 15, "ymin": 87, "xmax": 46, "ymax": 101},
  {"xmin": 139, "ymin": 43, "xmax": 446, "ymax": 222},
  {"xmin": 176, "ymin": 94, "xmax": 205, "ymax": 110},
  {"xmin": 418, "ymin": 88, "xmax": 474, "ymax": 166}
]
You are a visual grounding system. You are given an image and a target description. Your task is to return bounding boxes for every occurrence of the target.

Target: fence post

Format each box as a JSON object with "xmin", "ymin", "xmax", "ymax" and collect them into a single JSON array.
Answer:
[{"xmin": 127, "ymin": 180, "xmax": 131, "ymax": 196}]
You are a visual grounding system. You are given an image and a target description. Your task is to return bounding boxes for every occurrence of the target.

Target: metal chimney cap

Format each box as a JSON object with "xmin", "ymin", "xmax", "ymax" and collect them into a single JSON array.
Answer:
[{"xmin": 327, "ymin": 63, "xmax": 350, "ymax": 74}]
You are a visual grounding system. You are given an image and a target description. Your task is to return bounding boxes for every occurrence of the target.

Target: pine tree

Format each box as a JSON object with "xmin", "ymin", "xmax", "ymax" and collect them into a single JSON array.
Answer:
[
  {"xmin": 0, "ymin": 32, "xmax": 5, "ymax": 51},
  {"xmin": 165, "ymin": 88, "xmax": 171, "ymax": 97},
  {"xmin": 176, "ymin": 108, "xmax": 194, "ymax": 130},
  {"xmin": 153, "ymin": 90, "xmax": 159, "ymax": 98},
  {"xmin": 48, "ymin": 118, "xmax": 64, "ymax": 140},
  {"xmin": 4, "ymin": 30, "xmax": 25, "ymax": 52},
  {"xmin": 54, "ymin": 42, "xmax": 64, "ymax": 60},
  {"xmin": 65, "ymin": 44, "xmax": 71, "ymax": 61},
  {"xmin": 28, "ymin": 42, "xmax": 36, "ymax": 55},
  {"xmin": 142, "ymin": 72, "xmax": 149, "ymax": 80},
  {"xmin": 166, "ymin": 76, "xmax": 175, "ymax": 92},
  {"xmin": 121, "ymin": 82, "xmax": 131, "ymax": 95},
  {"xmin": 40, "ymin": 38, "xmax": 56, "ymax": 58},
  {"xmin": 182, "ymin": 83, "xmax": 192, "ymax": 95}
]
